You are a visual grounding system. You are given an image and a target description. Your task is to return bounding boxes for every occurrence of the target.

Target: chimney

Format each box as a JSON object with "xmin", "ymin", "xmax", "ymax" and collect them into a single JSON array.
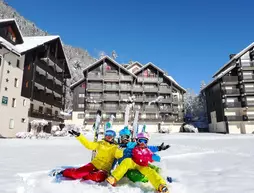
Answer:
[{"xmin": 229, "ymin": 54, "xmax": 236, "ymax": 59}]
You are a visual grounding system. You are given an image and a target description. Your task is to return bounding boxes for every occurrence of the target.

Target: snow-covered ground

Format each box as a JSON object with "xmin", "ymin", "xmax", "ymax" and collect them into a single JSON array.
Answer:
[{"xmin": 0, "ymin": 133, "xmax": 254, "ymax": 193}]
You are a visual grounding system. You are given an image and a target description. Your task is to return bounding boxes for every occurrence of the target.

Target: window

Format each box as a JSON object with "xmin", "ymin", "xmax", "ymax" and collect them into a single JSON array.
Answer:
[
  {"xmin": 79, "ymin": 94, "xmax": 85, "ymax": 98},
  {"xmin": 78, "ymin": 113, "xmax": 85, "ymax": 119},
  {"xmin": 1, "ymin": 96, "xmax": 8, "ymax": 105},
  {"xmin": 16, "ymin": 59, "xmax": 20, "ymax": 68},
  {"xmin": 9, "ymin": 119, "xmax": 14, "ymax": 129},
  {"xmin": 39, "ymin": 106, "xmax": 43, "ymax": 113},
  {"xmin": 23, "ymin": 99, "xmax": 26, "ymax": 106},
  {"xmin": 55, "ymin": 111, "xmax": 58, "ymax": 116},
  {"xmin": 21, "ymin": 118, "xmax": 26, "ymax": 123},
  {"xmin": 12, "ymin": 98, "xmax": 16, "ymax": 107},
  {"xmin": 25, "ymin": 81, "xmax": 29, "ymax": 88},
  {"xmin": 14, "ymin": 78, "xmax": 19, "ymax": 87},
  {"xmin": 78, "ymin": 104, "xmax": 85, "ymax": 108}
]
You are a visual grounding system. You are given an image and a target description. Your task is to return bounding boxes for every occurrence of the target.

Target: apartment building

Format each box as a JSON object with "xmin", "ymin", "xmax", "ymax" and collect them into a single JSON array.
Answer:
[
  {"xmin": 70, "ymin": 55, "xmax": 185, "ymax": 128},
  {"xmin": 0, "ymin": 19, "xmax": 71, "ymax": 137},
  {"xmin": 202, "ymin": 42, "xmax": 254, "ymax": 134}
]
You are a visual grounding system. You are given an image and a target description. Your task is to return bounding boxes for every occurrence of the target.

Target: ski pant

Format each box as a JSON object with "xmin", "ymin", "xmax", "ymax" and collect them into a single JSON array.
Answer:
[
  {"xmin": 62, "ymin": 163, "xmax": 108, "ymax": 182},
  {"xmin": 111, "ymin": 158, "xmax": 166, "ymax": 190}
]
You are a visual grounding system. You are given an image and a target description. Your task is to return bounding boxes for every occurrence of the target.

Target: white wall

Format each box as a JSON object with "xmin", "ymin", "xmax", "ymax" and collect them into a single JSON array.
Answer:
[{"xmin": 0, "ymin": 51, "xmax": 29, "ymax": 137}]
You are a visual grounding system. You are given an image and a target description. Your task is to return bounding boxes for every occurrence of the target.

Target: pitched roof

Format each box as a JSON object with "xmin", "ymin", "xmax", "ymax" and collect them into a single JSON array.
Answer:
[
  {"xmin": 70, "ymin": 78, "xmax": 86, "ymax": 90},
  {"xmin": 201, "ymin": 64, "xmax": 237, "ymax": 92},
  {"xmin": 15, "ymin": 36, "xmax": 60, "ymax": 53},
  {"xmin": 126, "ymin": 61, "xmax": 143, "ymax": 69},
  {"xmin": 0, "ymin": 36, "xmax": 21, "ymax": 56},
  {"xmin": 0, "ymin": 18, "xmax": 24, "ymax": 42},
  {"xmin": 167, "ymin": 75, "xmax": 186, "ymax": 92},
  {"xmin": 133, "ymin": 62, "xmax": 186, "ymax": 92},
  {"xmin": 213, "ymin": 42, "xmax": 254, "ymax": 78},
  {"xmin": 134, "ymin": 62, "xmax": 164, "ymax": 75},
  {"xmin": 82, "ymin": 55, "xmax": 137, "ymax": 78}
]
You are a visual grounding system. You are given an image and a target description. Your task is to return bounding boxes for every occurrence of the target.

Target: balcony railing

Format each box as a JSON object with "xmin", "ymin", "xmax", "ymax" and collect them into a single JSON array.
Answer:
[
  {"xmin": 87, "ymin": 73, "xmax": 102, "ymax": 80},
  {"xmin": 145, "ymin": 97, "xmax": 158, "ymax": 102},
  {"xmin": 144, "ymin": 87, "xmax": 158, "ymax": 93},
  {"xmin": 133, "ymin": 87, "xmax": 143, "ymax": 92},
  {"xmin": 241, "ymin": 62, "xmax": 254, "ymax": 70},
  {"xmin": 135, "ymin": 97, "xmax": 144, "ymax": 102},
  {"xmin": 120, "ymin": 86, "xmax": 132, "ymax": 91},
  {"xmin": 104, "ymin": 73, "xmax": 119, "ymax": 81},
  {"xmin": 28, "ymin": 110, "xmax": 64, "ymax": 122},
  {"xmin": 46, "ymin": 80, "xmax": 54, "ymax": 91},
  {"xmin": 55, "ymin": 84, "xmax": 63, "ymax": 95},
  {"xmin": 120, "ymin": 95, "xmax": 130, "ymax": 101},
  {"xmin": 243, "ymin": 101, "xmax": 254, "ymax": 107},
  {"xmin": 159, "ymin": 98, "xmax": 172, "ymax": 103},
  {"xmin": 34, "ymin": 72, "xmax": 46, "ymax": 86},
  {"xmin": 104, "ymin": 95, "xmax": 119, "ymax": 101},
  {"xmin": 222, "ymin": 89, "xmax": 240, "ymax": 95},
  {"xmin": 222, "ymin": 76, "xmax": 239, "ymax": 83},
  {"xmin": 224, "ymin": 115, "xmax": 243, "ymax": 121},
  {"xmin": 87, "ymin": 84, "xmax": 103, "ymax": 90},
  {"xmin": 224, "ymin": 102, "xmax": 242, "ymax": 108},
  {"xmin": 158, "ymin": 87, "xmax": 171, "ymax": 93},
  {"xmin": 144, "ymin": 106, "xmax": 158, "ymax": 112},
  {"xmin": 243, "ymin": 87, "xmax": 254, "ymax": 93},
  {"xmin": 159, "ymin": 108, "xmax": 173, "ymax": 113},
  {"xmin": 137, "ymin": 77, "xmax": 158, "ymax": 83},
  {"xmin": 104, "ymin": 85, "xmax": 119, "ymax": 91},
  {"xmin": 103, "ymin": 106, "xmax": 118, "ymax": 112},
  {"xmin": 120, "ymin": 76, "xmax": 132, "ymax": 81},
  {"xmin": 241, "ymin": 75, "xmax": 254, "ymax": 81}
]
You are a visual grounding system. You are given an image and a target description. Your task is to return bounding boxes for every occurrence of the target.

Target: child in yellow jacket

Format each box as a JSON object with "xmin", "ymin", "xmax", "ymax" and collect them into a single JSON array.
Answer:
[
  {"xmin": 56, "ymin": 128, "xmax": 123, "ymax": 182},
  {"xmin": 106, "ymin": 132, "xmax": 169, "ymax": 193}
]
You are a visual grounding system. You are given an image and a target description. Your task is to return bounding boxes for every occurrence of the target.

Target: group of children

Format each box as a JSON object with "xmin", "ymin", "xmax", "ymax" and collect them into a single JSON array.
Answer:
[{"xmin": 57, "ymin": 125, "xmax": 170, "ymax": 193}]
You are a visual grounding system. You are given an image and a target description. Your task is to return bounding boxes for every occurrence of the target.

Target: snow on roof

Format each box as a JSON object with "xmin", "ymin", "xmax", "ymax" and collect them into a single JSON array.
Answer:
[
  {"xmin": 126, "ymin": 61, "xmax": 143, "ymax": 69},
  {"xmin": 167, "ymin": 75, "xmax": 186, "ymax": 92},
  {"xmin": 15, "ymin": 36, "xmax": 59, "ymax": 53},
  {"xmin": 0, "ymin": 18, "xmax": 16, "ymax": 23},
  {"xmin": 0, "ymin": 37, "xmax": 21, "ymax": 56},
  {"xmin": 83, "ymin": 55, "xmax": 137, "ymax": 78},
  {"xmin": 201, "ymin": 64, "xmax": 237, "ymax": 92},
  {"xmin": 213, "ymin": 42, "xmax": 254, "ymax": 78}
]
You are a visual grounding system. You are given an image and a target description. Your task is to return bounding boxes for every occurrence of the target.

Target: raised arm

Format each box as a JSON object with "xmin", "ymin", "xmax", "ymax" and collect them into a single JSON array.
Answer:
[{"xmin": 69, "ymin": 130, "xmax": 99, "ymax": 150}]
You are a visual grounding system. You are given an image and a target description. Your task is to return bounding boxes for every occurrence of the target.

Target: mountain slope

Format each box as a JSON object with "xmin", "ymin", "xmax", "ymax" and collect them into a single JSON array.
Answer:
[{"xmin": 0, "ymin": 0, "xmax": 96, "ymax": 110}]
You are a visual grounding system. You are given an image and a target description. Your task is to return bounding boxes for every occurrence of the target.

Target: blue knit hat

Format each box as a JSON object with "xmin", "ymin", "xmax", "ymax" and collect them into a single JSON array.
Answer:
[{"xmin": 119, "ymin": 126, "xmax": 131, "ymax": 136}]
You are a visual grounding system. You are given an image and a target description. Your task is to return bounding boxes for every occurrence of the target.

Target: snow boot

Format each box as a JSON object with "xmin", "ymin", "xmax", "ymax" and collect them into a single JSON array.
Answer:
[
  {"xmin": 157, "ymin": 184, "xmax": 170, "ymax": 193},
  {"xmin": 51, "ymin": 170, "xmax": 64, "ymax": 177},
  {"xmin": 106, "ymin": 176, "xmax": 117, "ymax": 186}
]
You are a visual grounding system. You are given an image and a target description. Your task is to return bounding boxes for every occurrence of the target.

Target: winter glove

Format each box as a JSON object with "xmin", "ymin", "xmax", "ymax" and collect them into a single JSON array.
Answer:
[
  {"xmin": 152, "ymin": 154, "xmax": 161, "ymax": 162},
  {"xmin": 158, "ymin": 142, "xmax": 170, "ymax": 151},
  {"xmin": 127, "ymin": 142, "xmax": 137, "ymax": 149},
  {"xmin": 68, "ymin": 130, "xmax": 80, "ymax": 137}
]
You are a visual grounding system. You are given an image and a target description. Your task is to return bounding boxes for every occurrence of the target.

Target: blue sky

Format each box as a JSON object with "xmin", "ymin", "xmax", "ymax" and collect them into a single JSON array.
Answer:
[{"xmin": 6, "ymin": 0, "xmax": 254, "ymax": 93}]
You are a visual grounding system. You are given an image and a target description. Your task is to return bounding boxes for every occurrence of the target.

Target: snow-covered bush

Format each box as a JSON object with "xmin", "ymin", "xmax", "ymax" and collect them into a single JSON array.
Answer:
[
  {"xmin": 16, "ymin": 132, "xmax": 33, "ymax": 139},
  {"xmin": 180, "ymin": 123, "xmax": 199, "ymax": 133},
  {"xmin": 16, "ymin": 119, "xmax": 52, "ymax": 139}
]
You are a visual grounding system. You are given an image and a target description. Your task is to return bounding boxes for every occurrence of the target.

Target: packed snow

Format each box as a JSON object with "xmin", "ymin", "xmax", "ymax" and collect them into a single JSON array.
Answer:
[{"xmin": 0, "ymin": 133, "xmax": 254, "ymax": 193}]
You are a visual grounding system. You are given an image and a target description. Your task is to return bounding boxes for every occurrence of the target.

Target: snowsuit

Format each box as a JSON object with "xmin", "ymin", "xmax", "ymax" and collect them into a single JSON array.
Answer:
[
  {"xmin": 111, "ymin": 146, "xmax": 166, "ymax": 190},
  {"xmin": 113, "ymin": 142, "xmax": 158, "ymax": 166},
  {"xmin": 62, "ymin": 134, "xmax": 123, "ymax": 182}
]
